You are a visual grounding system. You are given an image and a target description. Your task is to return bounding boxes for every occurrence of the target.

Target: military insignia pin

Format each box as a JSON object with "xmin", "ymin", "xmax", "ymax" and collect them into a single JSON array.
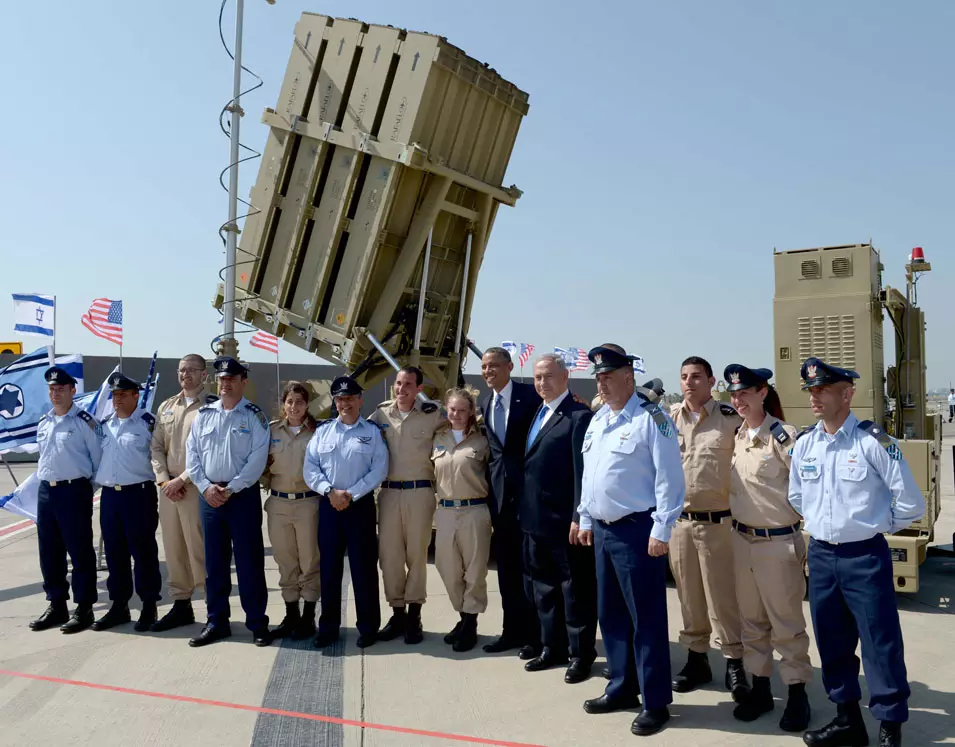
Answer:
[
  {"xmin": 807, "ymin": 364, "xmax": 818, "ymax": 378},
  {"xmin": 594, "ymin": 353, "xmax": 603, "ymax": 366},
  {"xmin": 729, "ymin": 372, "xmax": 741, "ymax": 384}
]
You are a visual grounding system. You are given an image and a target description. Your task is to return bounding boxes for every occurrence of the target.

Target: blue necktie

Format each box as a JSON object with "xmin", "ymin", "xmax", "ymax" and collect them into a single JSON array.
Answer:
[
  {"xmin": 526, "ymin": 406, "xmax": 548, "ymax": 452},
  {"xmin": 492, "ymin": 396, "xmax": 506, "ymax": 445}
]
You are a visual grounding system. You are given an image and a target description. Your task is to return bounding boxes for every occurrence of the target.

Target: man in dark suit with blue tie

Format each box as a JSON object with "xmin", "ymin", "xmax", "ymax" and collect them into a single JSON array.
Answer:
[
  {"xmin": 480, "ymin": 346, "xmax": 542, "ymax": 657},
  {"xmin": 521, "ymin": 354, "xmax": 598, "ymax": 683}
]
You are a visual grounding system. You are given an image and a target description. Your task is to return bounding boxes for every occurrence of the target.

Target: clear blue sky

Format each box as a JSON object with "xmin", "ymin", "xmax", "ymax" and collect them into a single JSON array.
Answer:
[{"xmin": 2, "ymin": 1, "xmax": 953, "ymax": 390}]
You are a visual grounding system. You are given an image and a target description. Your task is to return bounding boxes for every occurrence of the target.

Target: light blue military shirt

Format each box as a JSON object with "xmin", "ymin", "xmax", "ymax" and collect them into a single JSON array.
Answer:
[
  {"xmin": 186, "ymin": 397, "xmax": 270, "ymax": 495},
  {"xmin": 788, "ymin": 412, "xmax": 925, "ymax": 543},
  {"xmin": 578, "ymin": 392, "xmax": 686, "ymax": 542},
  {"xmin": 95, "ymin": 410, "xmax": 156, "ymax": 487},
  {"xmin": 303, "ymin": 417, "xmax": 389, "ymax": 500},
  {"xmin": 36, "ymin": 405, "xmax": 103, "ymax": 482}
]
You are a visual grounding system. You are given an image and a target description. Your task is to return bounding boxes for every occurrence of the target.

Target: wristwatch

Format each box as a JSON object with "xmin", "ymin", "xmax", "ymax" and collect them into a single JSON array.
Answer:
[
  {"xmin": 223, "ymin": 487, "xmax": 234, "ymax": 498},
  {"xmin": 323, "ymin": 486, "xmax": 332, "ymax": 497}
]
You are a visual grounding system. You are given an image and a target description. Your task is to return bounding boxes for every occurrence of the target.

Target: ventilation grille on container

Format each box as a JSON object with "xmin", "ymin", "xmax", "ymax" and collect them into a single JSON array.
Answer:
[
  {"xmin": 797, "ymin": 315, "xmax": 856, "ymax": 368},
  {"xmin": 801, "ymin": 259, "xmax": 821, "ymax": 279},
  {"xmin": 831, "ymin": 257, "xmax": 852, "ymax": 277}
]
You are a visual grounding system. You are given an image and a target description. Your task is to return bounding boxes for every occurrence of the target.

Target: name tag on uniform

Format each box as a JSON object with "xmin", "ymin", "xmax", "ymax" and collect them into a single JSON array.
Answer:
[
  {"xmin": 234, "ymin": 426, "xmax": 251, "ymax": 435},
  {"xmin": 798, "ymin": 463, "xmax": 819, "ymax": 479}
]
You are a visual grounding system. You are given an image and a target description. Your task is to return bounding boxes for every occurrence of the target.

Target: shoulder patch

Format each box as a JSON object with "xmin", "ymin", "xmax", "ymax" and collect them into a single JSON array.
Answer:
[
  {"xmin": 78, "ymin": 410, "xmax": 97, "ymax": 428},
  {"xmin": 857, "ymin": 419, "xmax": 900, "ymax": 458},
  {"xmin": 245, "ymin": 403, "xmax": 268, "ymax": 430},
  {"xmin": 719, "ymin": 403, "xmax": 738, "ymax": 417},
  {"xmin": 641, "ymin": 400, "xmax": 673, "ymax": 438},
  {"xmin": 421, "ymin": 402, "xmax": 438, "ymax": 414},
  {"xmin": 768, "ymin": 420, "xmax": 790, "ymax": 446},
  {"xmin": 142, "ymin": 411, "xmax": 156, "ymax": 433}
]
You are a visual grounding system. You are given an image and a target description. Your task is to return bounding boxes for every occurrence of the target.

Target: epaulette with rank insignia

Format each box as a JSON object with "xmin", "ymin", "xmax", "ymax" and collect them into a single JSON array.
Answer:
[
  {"xmin": 768, "ymin": 421, "xmax": 790, "ymax": 446},
  {"xmin": 641, "ymin": 400, "xmax": 674, "ymax": 438},
  {"xmin": 245, "ymin": 402, "xmax": 269, "ymax": 430},
  {"xmin": 858, "ymin": 420, "xmax": 903, "ymax": 460},
  {"xmin": 78, "ymin": 409, "xmax": 102, "ymax": 436},
  {"xmin": 421, "ymin": 401, "xmax": 438, "ymax": 414},
  {"xmin": 719, "ymin": 403, "xmax": 738, "ymax": 417},
  {"xmin": 204, "ymin": 393, "xmax": 219, "ymax": 405},
  {"xmin": 142, "ymin": 412, "xmax": 156, "ymax": 433},
  {"xmin": 795, "ymin": 425, "xmax": 815, "ymax": 441}
]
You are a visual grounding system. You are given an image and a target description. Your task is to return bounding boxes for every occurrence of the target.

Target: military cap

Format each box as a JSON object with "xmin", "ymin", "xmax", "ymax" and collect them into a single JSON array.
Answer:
[
  {"xmin": 44, "ymin": 366, "xmax": 76, "ymax": 386},
  {"xmin": 330, "ymin": 376, "xmax": 363, "ymax": 397},
  {"xmin": 213, "ymin": 357, "xmax": 248, "ymax": 377},
  {"xmin": 723, "ymin": 364, "xmax": 773, "ymax": 392},
  {"xmin": 107, "ymin": 371, "xmax": 142, "ymax": 392},
  {"xmin": 588, "ymin": 345, "xmax": 635, "ymax": 374},
  {"xmin": 800, "ymin": 357, "xmax": 859, "ymax": 390}
]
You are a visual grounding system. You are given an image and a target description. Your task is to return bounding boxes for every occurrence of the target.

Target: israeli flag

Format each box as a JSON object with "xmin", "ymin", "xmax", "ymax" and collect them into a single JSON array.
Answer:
[
  {"xmin": 0, "ymin": 473, "xmax": 39, "ymax": 521},
  {"xmin": 633, "ymin": 356, "xmax": 647, "ymax": 375},
  {"xmin": 13, "ymin": 294, "xmax": 55, "ymax": 338},
  {"xmin": 500, "ymin": 341, "xmax": 519, "ymax": 362},
  {"xmin": 0, "ymin": 347, "xmax": 84, "ymax": 453}
]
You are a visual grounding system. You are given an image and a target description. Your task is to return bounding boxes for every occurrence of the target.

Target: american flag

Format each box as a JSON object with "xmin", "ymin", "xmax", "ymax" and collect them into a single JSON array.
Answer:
[
  {"xmin": 518, "ymin": 343, "xmax": 535, "ymax": 368},
  {"xmin": 250, "ymin": 330, "xmax": 279, "ymax": 354},
  {"xmin": 81, "ymin": 298, "xmax": 123, "ymax": 346},
  {"xmin": 554, "ymin": 346, "xmax": 590, "ymax": 372}
]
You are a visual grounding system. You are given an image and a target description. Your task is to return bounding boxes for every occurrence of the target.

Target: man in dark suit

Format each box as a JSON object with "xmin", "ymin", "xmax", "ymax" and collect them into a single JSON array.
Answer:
[
  {"xmin": 521, "ymin": 354, "xmax": 598, "ymax": 684},
  {"xmin": 480, "ymin": 346, "xmax": 542, "ymax": 657}
]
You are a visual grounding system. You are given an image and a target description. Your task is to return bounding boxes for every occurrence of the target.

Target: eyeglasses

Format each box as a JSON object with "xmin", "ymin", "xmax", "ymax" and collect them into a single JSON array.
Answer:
[{"xmin": 178, "ymin": 368, "xmax": 204, "ymax": 375}]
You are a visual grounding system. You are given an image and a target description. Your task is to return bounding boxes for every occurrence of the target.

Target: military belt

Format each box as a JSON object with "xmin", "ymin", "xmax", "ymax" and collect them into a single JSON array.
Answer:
[
  {"xmin": 382, "ymin": 480, "xmax": 433, "ymax": 490},
  {"xmin": 681, "ymin": 509, "xmax": 732, "ymax": 523},
  {"xmin": 270, "ymin": 489, "xmax": 318, "ymax": 500},
  {"xmin": 732, "ymin": 519, "xmax": 801, "ymax": 539},
  {"xmin": 438, "ymin": 498, "xmax": 488, "ymax": 508},
  {"xmin": 41, "ymin": 477, "xmax": 89, "ymax": 488},
  {"xmin": 105, "ymin": 481, "xmax": 152, "ymax": 492}
]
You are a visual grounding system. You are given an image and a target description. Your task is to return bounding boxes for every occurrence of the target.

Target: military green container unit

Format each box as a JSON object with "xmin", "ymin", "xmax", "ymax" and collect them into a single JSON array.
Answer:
[{"xmin": 216, "ymin": 13, "xmax": 528, "ymax": 403}]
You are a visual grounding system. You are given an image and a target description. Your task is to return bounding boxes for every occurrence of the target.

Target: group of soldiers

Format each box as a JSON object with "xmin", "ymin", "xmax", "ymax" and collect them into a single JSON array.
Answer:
[{"xmin": 26, "ymin": 343, "xmax": 925, "ymax": 746}]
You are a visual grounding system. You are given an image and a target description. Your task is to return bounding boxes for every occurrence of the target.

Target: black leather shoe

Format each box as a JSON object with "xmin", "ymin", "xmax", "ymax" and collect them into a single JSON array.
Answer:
[
  {"xmin": 482, "ymin": 634, "xmax": 521, "ymax": 653},
  {"xmin": 780, "ymin": 683, "xmax": 811, "ymax": 732},
  {"xmin": 61, "ymin": 606, "xmax": 95, "ymax": 634},
  {"xmin": 518, "ymin": 644, "xmax": 542, "ymax": 661},
  {"xmin": 134, "ymin": 603, "xmax": 157, "ymax": 632},
  {"xmin": 452, "ymin": 613, "xmax": 478, "ymax": 653},
  {"xmin": 803, "ymin": 702, "xmax": 869, "ymax": 746},
  {"xmin": 583, "ymin": 693, "xmax": 641, "ymax": 714},
  {"xmin": 673, "ymin": 650, "xmax": 712, "ymax": 693},
  {"xmin": 631, "ymin": 707, "xmax": 670, "ymax": 736},
  {"xmin": 726, "ymin": 657, "xmax": 750, "ymax": 703},
  {"xmin": 356, "ymin": 632, "xmax": 378, "ymax": 649},
  {"xmin": 151, "ymin": 600, "xmax": 195, "ymax": 632},
  {"xmin": 525, "ymin": 648, "xmax": 568, "ymax": 672},
  {"xmin": 733, "ymin": 676, "xmax": 774, "ymax": 722},
  {"xmin": 444, "ymin": 615, "xmax": 465, "ymax": 645},
  {"xmin": 564, "ymin": 658, "xmax": 593, "ymax": 684},
  {"xmin": 92, "ymin": 604, "xmax": 131, "ymax": 632},
  {"xmin": 600, "ymin": 666, "xmax": 611, "ymax": 680},
  {"xmin": 188, "ymin": 624, "xmax": 232, "ymax": 648},
  {"xmin": 313, "ymin": 629, "xmax": 340, "ymax": 648},
  {"xmin": 270, "ymin": 602, "xmax": 301, "ymax": 639},
  {"xmin": 404, "ymin": 603, "xmax": 423, "ymax": 645},
  {"xmin": 30, "ymin": 602, "xmax": 69, "ymax": 631},
  {"xmin": 252, "ymin": 628, "xmax": 272, "ymax": 647},
  {"xmin": 878, "ymin": 722, "xmax": 901, "ymax": 747},
  {"xmin": 293, "ymin": 602, "xmax": 317, "ymax": 641},
  {"xmin": 378, "ymin": 607, "xmax": 406, "ymax": 641}
]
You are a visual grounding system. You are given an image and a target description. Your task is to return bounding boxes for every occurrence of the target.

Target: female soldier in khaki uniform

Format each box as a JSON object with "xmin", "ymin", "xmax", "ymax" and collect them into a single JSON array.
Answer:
[
  {"xmin": 263, "ymin": 382, "xmax": 321, "ymax": 640},
  {"xmin": 431, "ymin": 387, "xmax": 492, "ymax": 653},
  {"xmin": 724, "ymin": 364, "xmax": 811, "ymax": 732}
]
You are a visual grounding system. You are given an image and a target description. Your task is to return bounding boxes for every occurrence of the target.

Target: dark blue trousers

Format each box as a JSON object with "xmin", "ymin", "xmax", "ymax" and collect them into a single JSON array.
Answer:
[
  {"xmin": 808, "ymin": 535, "xmax": 910, "ymax": 722},
  {"xmin": 200, "ymin": 485, "xmax": 269, "ymax": 632},
  {"xmin": 37, "ymin": 479, "xmax": 97, "ymax": 606},
  {"xmin": 595, "ymin": 510, "xmax": 672, "ymax": 710},
  {"xmin": 317, "ymin": 494, "xmax": 380, "ymax": 637},
  {"xmin": 100, "ymin": 483, "xmax": 162, "ymax": 605}
]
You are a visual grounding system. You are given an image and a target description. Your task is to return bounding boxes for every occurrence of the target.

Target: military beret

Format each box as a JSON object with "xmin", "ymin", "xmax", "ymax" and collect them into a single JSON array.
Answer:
[
  {"xmin": 107, "ymin": 371, "xmax": 142, "ymax": 392},
  {"xmin": 723, "ymin": 364, "xmax": 773, "ymax": 392},
  {"xmin": 213, "ymin": 357, "xmax": 248, "ymax": 377},
  {"xmin": 44, "ymin": 366, "xmax": 76, "ymax": 386},
  {"xmin": 800, "ymin": 357, "xmax": 859, "ymax": 390},
  {"xmin": 587, "ymin": 345, "xmax": 635, "ymax": 374},
  {"xmin": 330, "ymin": 376, "xmax": 363, "ymax": 397}
]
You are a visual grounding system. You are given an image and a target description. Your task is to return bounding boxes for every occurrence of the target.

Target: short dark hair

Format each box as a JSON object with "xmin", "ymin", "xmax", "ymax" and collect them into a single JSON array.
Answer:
[
  {"xmin": 483, "ymin": 346, "xmax": 511, "ymax": 364},
  {"xmin": 180, "ymin": 354, "xmax": 206, "ymax": 369},
  {"xmin": 397, "ymin": 365, "xmax": 424, "ymax": 386},
  {"xmin": 681, "ymin": 356, "xmax": 713, "ymax": 378}
]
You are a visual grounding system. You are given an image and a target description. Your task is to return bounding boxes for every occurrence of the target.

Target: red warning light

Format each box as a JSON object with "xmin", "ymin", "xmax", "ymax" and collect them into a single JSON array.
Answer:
[{"xmin": 910, "ymin": 246, "xmax": 925, "ymax": 262}]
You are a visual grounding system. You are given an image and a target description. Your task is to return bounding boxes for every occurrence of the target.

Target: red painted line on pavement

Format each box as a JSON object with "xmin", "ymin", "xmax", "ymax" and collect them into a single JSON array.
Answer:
[
  {"xmin": 0, "ymin": 669, "xmax": 550, "ymax": 747},
  {"xmin": 0, "ymin": 497, "xmax": 101, "ymax": 538}
]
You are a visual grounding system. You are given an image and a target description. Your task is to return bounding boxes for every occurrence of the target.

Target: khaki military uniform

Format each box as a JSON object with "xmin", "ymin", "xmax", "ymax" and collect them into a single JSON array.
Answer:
[
  {"xmin": 730, "ymin": 415, "xmax": 812, "ymax": 684},
  {"xmin": 150, "ymin": 390, "xmax": 216, "ymax": 601},
  {"xmin": 669, "ymin": 398, "xmax": 744, "ymax": 659},
  {"xmin": 262, "ymin": 420, "xmax": 321, "ymax": 603},
  {"xmin": 369, "ymin": 400, "xmax": 444, "ymax": 607},
  {"xmin": 432, "ymin": 428, "xmax": 492, "ymax": 614}
]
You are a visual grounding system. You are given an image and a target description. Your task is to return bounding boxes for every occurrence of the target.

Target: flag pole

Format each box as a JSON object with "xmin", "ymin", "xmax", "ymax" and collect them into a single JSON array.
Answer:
[
  {"xmin": 1, "ymin": 452, "xmax": 20, "ymax": 488},
  {"xmin": 52, "ymin": 295, "xmax": 57, "ymax": 361},
  {"xmin": 275, "ymin": 348, "xmax": 281, "ymax": 413}
]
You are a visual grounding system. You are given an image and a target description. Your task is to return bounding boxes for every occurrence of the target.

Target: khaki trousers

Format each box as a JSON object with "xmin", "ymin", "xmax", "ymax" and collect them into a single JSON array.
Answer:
[
  {"xmin": 669, "ymin": 517, "xmax": 744, "ymax": 658},
  {"xmin": 158, "ymin": 484, "xmax": 206, "ymax": 601},
  {"xmin": 733, "ymin": 530, "xmax": 812, "ymax": 684},
  {"xmin": 435, "ymin": 505, "xmax": 492, "ymax": 614},
  {"xmin": 265, "ymin": 495, "xmax": 321, "ymax": 602},
  {"xmin": 378, "ymin": 487, "xmax": 436, "ymax": 606}
]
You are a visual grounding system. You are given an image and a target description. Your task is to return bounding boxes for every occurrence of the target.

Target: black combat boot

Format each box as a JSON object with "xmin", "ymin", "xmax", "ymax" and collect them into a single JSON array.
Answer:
[
  {"xmin": 30, "ymin": 602, "xmax": 69, "ymax": 631},
  {"xmin": 91, "ymin": 603, "xmax": 131, "ymax": 631},
  {"xmin": 151, "ymin": 600, "xmax": 195, "ymax": 632},
  {"xmin": 404, "ymin": 603, "xmax": 424, "ymax": 644},
  {"xmin": 444, "ymin": 612, "xmax": 466, "ymax": 645},
  {"xmin": 803, "ymin": 701, "xmax": 869, "ymax": 746},
  {"xmin": 61, "ymin": 605, "xmax": 95, "ymax": 634},
  {"xmin": 780, "ymin": 683, "xmax": 811, "ymax": 732},
  {"xmin": 725, "ymin": 658, "xmax": 750, "ymax": 703},
  {"xmin": 271, "ymin": 601, "xmax": 301, "ymax": 639},
  {"xmin": 672, "ymin": 650, "xmax": 712, "ymax": 693},
  {"xmin": 452, "ymin": 613, "xmax": 478, "ymax": 652},
  {"xmin": 733, "ymin": 675, "xmax": 774, "ymax": 722},
  {"xmin": 293, "ymin": 601, "xmax": 317, "ymax": 640},
  {"xmin": 134, "ymin": 601, "xmax": 158, "ymax": 632},
  {"xmin": 878, "ymin": 722, "xmax": 901, "ymax": 747},
  {"xmin": 378, "ymin": 606, "xmax": 406, "ymax": 641}
]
